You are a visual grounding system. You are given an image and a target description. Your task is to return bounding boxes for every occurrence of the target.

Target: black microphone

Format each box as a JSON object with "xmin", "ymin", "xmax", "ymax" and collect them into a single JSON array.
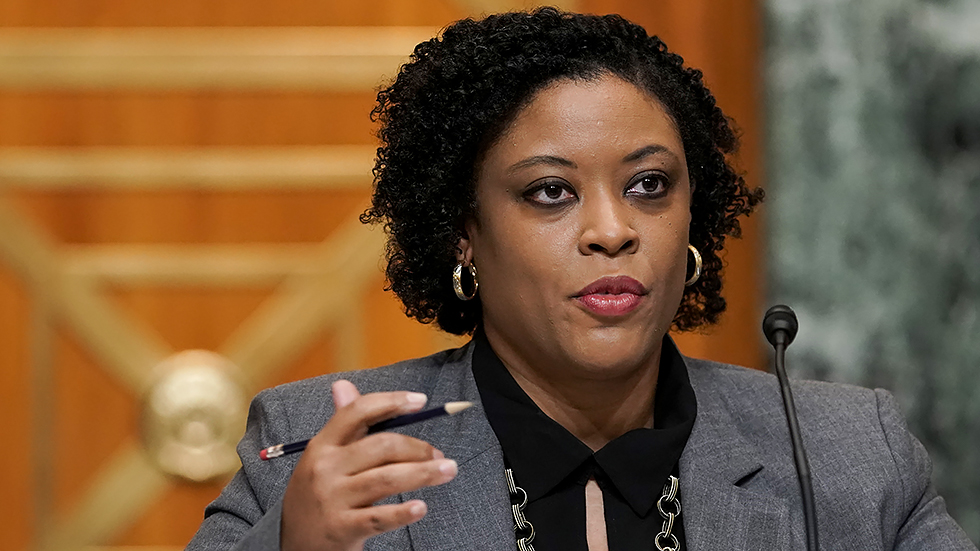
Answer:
[{"xmin": 763, "ymin": 305, "xmax": 819, "ymax": 551}]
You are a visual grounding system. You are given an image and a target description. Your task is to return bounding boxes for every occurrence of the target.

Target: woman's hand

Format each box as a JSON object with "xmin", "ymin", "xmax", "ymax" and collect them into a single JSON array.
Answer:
[{"xmin": 280, "ymin": 380, "xmax": 458, "ymax": 551}]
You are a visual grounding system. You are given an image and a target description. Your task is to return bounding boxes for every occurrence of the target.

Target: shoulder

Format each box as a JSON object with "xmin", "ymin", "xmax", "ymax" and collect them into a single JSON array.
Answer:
[
  {"xmin": 684, "ymin": 355, "xmax": 883, "ymax": 423},
  {"xmin": 683, "ymin": 355, "xmax": 904, "ymax": 495},
  {"xmin": 682, "ymin": 356, "xmax": 972, "ymax": 548}
]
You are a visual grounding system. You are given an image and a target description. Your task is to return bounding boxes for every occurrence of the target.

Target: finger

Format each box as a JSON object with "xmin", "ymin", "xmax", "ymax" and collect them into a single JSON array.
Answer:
[
  {"xmin": 320, "ymin": 391, "xmax": 428, "ymax": 446},
  {"xmin": 332, "ymin": 380, "xmax": 361, "ymax": 409},
  {"xmin": 343, "ymin": 458, "xmax": 457, "ymax": 507},
  {"xmin": 343, "ymin": 500, "xmax": 428, "ymax": 540},
  {"xmin": 340, "ymin": 432, "xmax": 442, "ymax": 475}
]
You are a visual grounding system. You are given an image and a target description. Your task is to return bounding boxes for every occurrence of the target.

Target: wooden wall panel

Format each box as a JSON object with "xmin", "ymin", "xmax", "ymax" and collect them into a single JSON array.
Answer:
[
  {"xmin": 116, "ymin": 482, "xmax": 229, "ymax": 546},
  {"xmin": 52, "ymin": 330, "xmax": 137, "ymax": 516},
  {"xmin": 363, "ymin": 278, "xmax": 468, "ymax": 368},
  {"xmin": 108, "ymin": 288, "xmax": 274, "ymax": 351},
  {"xmin": 0, "ymin": 1, "xmax": 764, "ymax": 549},
  {"xmin": 0, "ymin": 0, "xmax": 462, "ymax": 27},
  {"xmin": 262, "ymin": 328, "xmax": 340, "ymax": 389},
  {"xmin": 11, "ymin": 191, "xmax": 370, "ymax": 243},
  {"xmin": 0, "ymin": 264, "xmax": 33, "ymax": 551},
  {"xmin": 0, "ymin": 93, "xmax": 377, "ymax": 146}
]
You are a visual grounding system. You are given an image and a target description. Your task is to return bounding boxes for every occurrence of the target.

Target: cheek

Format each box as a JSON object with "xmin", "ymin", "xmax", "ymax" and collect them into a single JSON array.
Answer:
[
  {"xmin": 473, "ymin": 215, "xmax": 575, "ymax": 297},
  {"xmin": 645, "ymin": 218, "xmax": 690, "ymax": 289},
  {"xmin": 668, "ymin": 227, "xmax": 691, "ymax": 277},
  {"xmin": 649, "ymin": 245, "xmax": 686, "ymax": 292}
]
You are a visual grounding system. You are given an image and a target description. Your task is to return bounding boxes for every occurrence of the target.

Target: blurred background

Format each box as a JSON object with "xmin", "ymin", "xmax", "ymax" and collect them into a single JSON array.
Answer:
[
  {"xmin": 0, "ymin": 0, "xmax": 975, "ymax": 549},
  {"xmin": 765, "ymin": 0, "xmax": 980, "ymax": 542}
]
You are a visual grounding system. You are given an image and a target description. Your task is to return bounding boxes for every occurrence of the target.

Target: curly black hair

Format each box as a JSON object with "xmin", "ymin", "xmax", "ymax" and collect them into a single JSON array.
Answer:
[{"xmin": 361, "ymin": 7, "xmax": 763, "ymax": 335}]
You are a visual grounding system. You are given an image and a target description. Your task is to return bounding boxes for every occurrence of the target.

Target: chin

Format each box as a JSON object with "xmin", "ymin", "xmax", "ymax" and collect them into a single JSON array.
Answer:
[{"xmin": 562, "ymin": 327, "xmax": 660, "ymax": 378}]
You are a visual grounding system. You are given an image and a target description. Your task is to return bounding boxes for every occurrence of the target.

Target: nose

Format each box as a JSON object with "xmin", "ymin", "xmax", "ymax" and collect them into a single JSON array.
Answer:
[{"xmin": 578, "ymin": 194, "xmax": 639, "ymax": 256}]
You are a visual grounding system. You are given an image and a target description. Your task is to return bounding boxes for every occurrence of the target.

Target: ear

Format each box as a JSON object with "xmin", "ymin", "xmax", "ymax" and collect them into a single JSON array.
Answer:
[{"xmin": 455, "ymin": 219, "xmax": 477, "ymax": 266}]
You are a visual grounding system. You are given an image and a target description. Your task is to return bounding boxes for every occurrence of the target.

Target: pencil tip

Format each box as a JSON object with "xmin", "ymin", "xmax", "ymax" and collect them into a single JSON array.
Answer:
[{"xmin": 444, "ymin": 401, "xmax": 474, "ymax": 414}]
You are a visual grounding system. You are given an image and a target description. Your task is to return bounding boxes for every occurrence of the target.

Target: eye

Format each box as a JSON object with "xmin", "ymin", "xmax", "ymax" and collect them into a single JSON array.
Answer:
[
  {"xmin": 624, "ymin": 172, "xmax": 670, "ymax": 198},
  {"xmin": 524, "ymin": 181, "xmax": 576, "ymax": 206}
]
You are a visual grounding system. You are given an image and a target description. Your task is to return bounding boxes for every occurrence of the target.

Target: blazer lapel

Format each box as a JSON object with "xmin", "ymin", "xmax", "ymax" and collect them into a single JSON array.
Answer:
[
  {"xmin": 682, "ymin": 363, "xmax": 791, "ymax": 551},
  {"xmin": 401, "ymin": 344, "xmax": 516, "ymax": 551},
  {"xmin": 393, "ymin": 347, "xmax": 794, "ymax": 551}
]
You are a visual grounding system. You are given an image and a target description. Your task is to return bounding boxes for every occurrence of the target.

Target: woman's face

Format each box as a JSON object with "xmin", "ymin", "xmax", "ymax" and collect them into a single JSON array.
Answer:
[{"xmin": 460, "ymin": 73, "xmax": 691, "ymax": 379}]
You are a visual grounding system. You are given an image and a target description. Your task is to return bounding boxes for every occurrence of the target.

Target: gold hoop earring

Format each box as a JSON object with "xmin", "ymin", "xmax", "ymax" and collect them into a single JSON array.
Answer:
[
  {"xmin": 453, "ymin": 262, "xmax": 479, "ymax": 301},
  {"xmin": 685, "ymin": 245, "xmax": 702, "ymax": 287}
]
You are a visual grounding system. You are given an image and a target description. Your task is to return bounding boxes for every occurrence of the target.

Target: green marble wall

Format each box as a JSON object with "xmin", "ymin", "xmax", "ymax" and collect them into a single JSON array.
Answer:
[{"xmin": 764, "ymin": 0, "xmax": 980, "ymax": 542}]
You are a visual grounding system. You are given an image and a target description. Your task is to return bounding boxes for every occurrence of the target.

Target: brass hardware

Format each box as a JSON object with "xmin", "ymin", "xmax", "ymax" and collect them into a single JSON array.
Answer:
[{"xmin": 141, "ymin": 351, "xmax": 247, "ymax": 483}]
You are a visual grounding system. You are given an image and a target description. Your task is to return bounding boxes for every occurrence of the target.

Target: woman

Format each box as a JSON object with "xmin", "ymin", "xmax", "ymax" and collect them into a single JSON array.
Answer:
[{"xmin": 188, "ymin": 9, "xmax": 975, "ymax": 551}]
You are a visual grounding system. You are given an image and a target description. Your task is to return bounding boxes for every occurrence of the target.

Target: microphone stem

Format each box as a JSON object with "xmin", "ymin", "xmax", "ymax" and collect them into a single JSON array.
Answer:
[{"xmin": 774, "ymin": 338, "xmax": 820, "ymax": 551}]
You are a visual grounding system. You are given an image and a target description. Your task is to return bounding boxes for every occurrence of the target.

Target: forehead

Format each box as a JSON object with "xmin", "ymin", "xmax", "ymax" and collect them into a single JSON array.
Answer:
[{"xmin": 492, "ymin": 74, "xmax": 684, "ymax": 156}]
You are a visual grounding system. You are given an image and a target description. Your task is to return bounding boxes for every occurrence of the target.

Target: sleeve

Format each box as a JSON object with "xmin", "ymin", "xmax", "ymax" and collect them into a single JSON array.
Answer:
[
  {"xmin": 875, "ymin": 389, "xmax": 977, "ymax": 550},
  {"xmin": 186, "ymin": 386, "xmax": 299, "ymax": 551}
]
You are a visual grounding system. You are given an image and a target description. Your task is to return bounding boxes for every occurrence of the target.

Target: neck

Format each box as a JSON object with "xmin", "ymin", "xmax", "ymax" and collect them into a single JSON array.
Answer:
[{"xmin": 484, "ymin": 328, "xmax": 662, "ymax": 451}]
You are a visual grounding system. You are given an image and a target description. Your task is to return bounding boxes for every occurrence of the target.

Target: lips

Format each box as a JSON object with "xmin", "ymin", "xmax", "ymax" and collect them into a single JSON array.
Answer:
[{"xmin": 573, "ymin": 276, "xmax": 647, "ymax": 317}]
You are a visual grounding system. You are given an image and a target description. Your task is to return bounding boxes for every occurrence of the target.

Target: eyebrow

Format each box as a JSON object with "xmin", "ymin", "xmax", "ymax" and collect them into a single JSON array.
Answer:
[
  {"xmin": 507, "ymin": 155, "xmax": 577, "ymax": 174},
  {"xmin": 621, "ymin": 144, "xmax": 679, "ymax": 163},
  {"xmin": 508, "ymin": 145, "xmax": 679, "ymax": 174}
]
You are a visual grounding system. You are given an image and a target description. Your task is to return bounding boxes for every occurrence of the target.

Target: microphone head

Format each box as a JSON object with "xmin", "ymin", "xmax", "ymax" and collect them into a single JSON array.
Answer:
[{"xmin": 763, "ymin": 304, "xmax": 799, "ymax": 347}]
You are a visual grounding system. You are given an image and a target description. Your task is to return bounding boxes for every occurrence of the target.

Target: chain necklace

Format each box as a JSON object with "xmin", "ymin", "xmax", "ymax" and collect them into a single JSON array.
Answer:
[{"xmin": 504, "ymin": 469, "xmax": 683, "ymax": 551}]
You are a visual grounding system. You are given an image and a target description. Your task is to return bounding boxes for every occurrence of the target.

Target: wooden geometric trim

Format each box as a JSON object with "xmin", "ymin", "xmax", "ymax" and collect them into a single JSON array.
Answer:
[
  {"xmin": 221, "ymin": 220, "xmax": 387, "ymax": 385},
  {"xmin": 1, "ymin": 195, "xmax": 388, "ymax": 547},
  {"xmin": 0, "ymin": 200, "xmax": 171, "ymax": 393},
  {"xmin": 63, "ymin": 244, "xmax": 324, "ymax": 286},
  {"xmin": 29, "ymin": 295, "xmax": 57, "ymax": 551},
  {"xmin": 0, "ymin": 146, "xmax": 376, "ymax": 190},
  {"xmin": 0, "ymin": 26, "xmax": 438, "ymax": 91},
  {"xmin": 56, "ymin": 276, "xmax": 173, "ymax": 394},
  {"xmin": 40, "ymin": 443, "xmax": 171, "ymax": 551},
  {"xmin": 0, "ymin": 197, "xmax": 62, "ymax": 286},
  {"xmin": 335, "ymin": 299, "xmax": 366, "ymax": 378},
  {"xmin": 46, "ymin": 219, "xmax": 385, "ymax": 547}
]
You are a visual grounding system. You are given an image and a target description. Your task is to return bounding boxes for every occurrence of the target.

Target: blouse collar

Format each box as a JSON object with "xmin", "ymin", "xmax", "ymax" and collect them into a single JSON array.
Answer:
[{"xmin": 471, "ymin": 331, "xmax": 697, "ymax": 516}]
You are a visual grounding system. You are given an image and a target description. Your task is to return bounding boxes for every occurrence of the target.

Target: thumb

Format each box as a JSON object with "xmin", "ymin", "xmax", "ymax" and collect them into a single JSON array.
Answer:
[{"xmin": 331, "ymin": 379, "xmax": 361, "ymax": 409}]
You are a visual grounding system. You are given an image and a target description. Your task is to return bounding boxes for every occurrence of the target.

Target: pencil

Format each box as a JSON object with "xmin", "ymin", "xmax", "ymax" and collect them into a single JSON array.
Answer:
[{"xmin": 259, "ymin": 401, "xmax": 474, "ymax": 460}]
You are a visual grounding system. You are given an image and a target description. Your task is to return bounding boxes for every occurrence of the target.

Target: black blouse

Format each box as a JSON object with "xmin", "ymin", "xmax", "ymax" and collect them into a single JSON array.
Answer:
[{"xmin": 471, "ymin": 332, "xmax": 697, "ymax": 550}]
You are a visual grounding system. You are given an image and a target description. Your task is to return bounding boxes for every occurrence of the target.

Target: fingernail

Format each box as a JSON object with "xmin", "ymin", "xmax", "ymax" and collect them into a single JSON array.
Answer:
[
  {"xmin": 410, "ymin": 501, "xmax": 427, "ymax": 517},
  {"xmin": 406, "ymin": 392, "xmax": 427, "ymax": 406},
  {"xmin": 432, "ymin": 448, "xmax": 445, "ymax": 459},
  {"xmin": 439, "ymin": 459, "xmax": 458, "ymax": 477}
]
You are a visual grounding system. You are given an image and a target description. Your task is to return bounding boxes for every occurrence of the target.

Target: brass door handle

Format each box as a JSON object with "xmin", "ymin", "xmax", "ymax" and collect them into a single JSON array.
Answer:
[{"xmin": 141, "ymin": 350, "xmax": 246, "ymax": 483}]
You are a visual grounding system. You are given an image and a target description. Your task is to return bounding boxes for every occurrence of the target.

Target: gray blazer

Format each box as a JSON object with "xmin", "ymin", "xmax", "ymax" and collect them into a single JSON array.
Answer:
[{"xmin": 188, "ymin": 343, "xmax": 976, "ymax": 550}]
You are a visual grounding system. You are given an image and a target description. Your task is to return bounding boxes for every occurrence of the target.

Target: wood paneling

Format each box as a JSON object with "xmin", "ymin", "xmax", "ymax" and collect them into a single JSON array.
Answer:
[
  {"xmin": 0, "ymin": 0, "xmax": 462, "ymax": 27},
  {"xmin": 0, "ymin": 93, "xmax": 377, "ymax": 146},
  {"xmin": 52, "ymin": 329, "xmax": 137, "ymax": 516},
  {"xmin": 12, "ymin": 190, "xmax": 371, "ymax": 243},
  {"xmin": 108, "ymin": 288, "xmax": 275, "ymax": 350},
  {"xmin": 115, "ymin": 481, "xmax": 230, "ymax": 546},
  {"xmin": 0, "ymin": 264, "xmax": 34, "ymax": 551},
  {"xmin": 0, "ymin": 27, "xmax": 435, "ymax": 92},
  {"xmin": 0, "ymin": 1, "xmax": 764, "ymax": 549}
]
